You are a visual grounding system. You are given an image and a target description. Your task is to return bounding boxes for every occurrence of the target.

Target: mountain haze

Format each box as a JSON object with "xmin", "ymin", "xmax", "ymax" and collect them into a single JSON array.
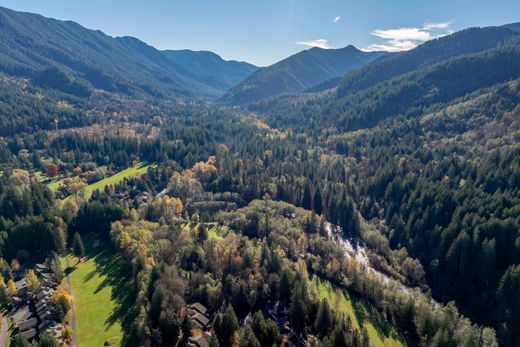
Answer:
[
  {"xmin": 220, "ymin": 45, "xmax": 385, "ymax": 104},
  {"xmin": 0, "ymin": 6, "xmax": 256, "ymax": 98},
  {"xmin": 162, "ymin": 50, "xmax": 257, "ymax": 93}
]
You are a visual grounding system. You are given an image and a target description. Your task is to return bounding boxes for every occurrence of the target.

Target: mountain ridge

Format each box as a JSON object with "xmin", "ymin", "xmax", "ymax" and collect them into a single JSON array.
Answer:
[
  {"xmin": 220, "ymin": 45, "xmax": 386, "ymax": 104},
  {"xmin": 0, "ymin": 6, "xmax": 256, "ymax": 98}
]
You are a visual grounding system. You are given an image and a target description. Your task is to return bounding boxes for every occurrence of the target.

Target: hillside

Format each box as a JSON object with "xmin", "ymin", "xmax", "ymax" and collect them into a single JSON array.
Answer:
[
  {"xmin": 162, "ymin": 50, "xmax": 257, "ymax": 93},
  {"xmin": 0, "ymin": 6, "xmax": 255, "ymax": 98},
  {"xmin": 258, "ymin": 25, "xmax": 520, "ymax": 132},
  {"xmin": 1, "ymin": 4, "xmax": 519, "ymax": 347},
  {"xmin": 220, "ymin": 45, "xmax": 385, "ymax": 104},
  {"xmin": 249, "ymin": 23, "xmax": 520, "ymax": 345},
  {"xmin": 335, "ymin": 26, "xmax": 520, "ymax": 98}
]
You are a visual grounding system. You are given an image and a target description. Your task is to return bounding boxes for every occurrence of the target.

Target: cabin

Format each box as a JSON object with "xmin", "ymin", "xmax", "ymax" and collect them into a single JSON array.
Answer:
[
  {"xmin": 15, "ymin": 278, "xmax": 28, "ymax": 298},
  {"xmin": 17, "ymin": 317, "xmax": 38, "ymax": 332},
  {"xmin": 188, "ymin": 302, "xmax": 208, "ymax": 316},
  {"xmin": 188, "ymin": 311, "xmax": 210, "ymax": 330},
  {"xmin": 187, "ymin": 302, "xmax": 211, "ymax": 330},
  {"xmin": 9, "ymin": 262, "xmax": 63, "ymax": 343}
]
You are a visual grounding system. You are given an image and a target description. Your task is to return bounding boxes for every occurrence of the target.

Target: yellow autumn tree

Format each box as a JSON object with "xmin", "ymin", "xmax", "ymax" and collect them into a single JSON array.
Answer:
[
  {"xmin": 51, "ymin": 285, "xmax": 72, "ymax": 306},
  {"xmin": 7, "ymin": 279, "xmax": 16, "ymax": 296},
  {"xmin": 120, "ymin": 230, "xmax": 132, "ymax": 249},
  {"xmin": 26, "ymin": 269, "xmax": 40, "ymax": 294},
  {"xmin": 192, "ymin": 157, "xmax": 217, "ymax": 183}
]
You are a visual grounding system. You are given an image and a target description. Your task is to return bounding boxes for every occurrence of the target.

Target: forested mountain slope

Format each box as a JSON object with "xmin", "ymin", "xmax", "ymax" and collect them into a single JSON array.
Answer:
[
  {"xmin": 162, "ymin": 49, "xmax": 257, "ymax": 92},
  {"xmin": 221, "ymin": 45, "xmax": 385, "ymax": 104},
  {"xmin": 0, "ymin": 6, "xmax": 255, "ymax": 98},
  {"xmin": 250, "ymin": 23, "xmax": 520, "ymax": 346},
  {"xmin": 256, "ymin": 26, "xmax": 520, "ymax": 133},
  {"xmin": 335, "ymin": 26, "xmax": 520, "ymax": 98},
  {"xmin": 0, "ymin": 5, "xmax": 518, "ymax": 346}
]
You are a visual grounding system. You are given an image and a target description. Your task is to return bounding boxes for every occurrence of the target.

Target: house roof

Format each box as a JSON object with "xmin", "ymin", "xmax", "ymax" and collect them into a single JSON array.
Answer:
[
  {"xmin": 188, "ymin": 302, "xmax": 208, "ymax": 315},
  {"xmin": 189, "ymin": 312, "xmax": 209, "ymax": 328},
  {"xmin": 15, "ymin": 278, "xmax": 26, "ymax": 289},
  {"xmin": 189, "ymin": 335, "xmax": 210, "ymax": 347},
  {"xmin": 12, "ymin": 306, "xmax": 32, "ymax": 324},
  {"xmin": 20, "ymin": 328, "xmax": 37, "ymax": 340},
  {"xmin": 18, "ymin": 317, "xmax": 37, "ymax": 331}
]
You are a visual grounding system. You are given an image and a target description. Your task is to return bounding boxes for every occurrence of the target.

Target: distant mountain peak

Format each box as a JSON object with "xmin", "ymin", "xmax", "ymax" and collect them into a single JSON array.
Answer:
[
  {"xmin": 0, "ymin": 5, "xmax": 257, "ymax": 98},
  {"xmin": 220, "ymin": 44, "xmax": 385, "ymax": 104}
]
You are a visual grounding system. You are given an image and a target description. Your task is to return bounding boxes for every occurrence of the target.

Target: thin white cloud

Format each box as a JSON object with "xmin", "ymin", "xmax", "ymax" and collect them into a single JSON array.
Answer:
[
  {"xmin": 423, "ymin": 21, "xmax": 451, "ymax": 30},
  {"xmin": 371, "ymin": 28, "xmax": 433, "ymax": 41},
  {"xmin": 333, "ymin": 16, "xmax": 341, "ymax": 23},
  {"xmin": 363, "ymin": 22, "xmax": 453, "ymax": 52},
  {"xmin": 296, "ymin": 39, "xmax": 333, "ymax": 49}
]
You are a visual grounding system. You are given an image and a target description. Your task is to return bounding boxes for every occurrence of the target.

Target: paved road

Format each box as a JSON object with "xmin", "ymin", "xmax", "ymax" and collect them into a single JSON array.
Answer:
[
  {"xmin": 0, "ymin": 315, "xmax": 7, "ymax": 347},
  {"xmin": 65, "ymin": 258, "xmax": 77, "ymax": 347}
]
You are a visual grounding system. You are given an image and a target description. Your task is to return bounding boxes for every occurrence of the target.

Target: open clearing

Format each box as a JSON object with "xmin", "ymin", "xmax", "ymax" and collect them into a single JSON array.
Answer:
[
  {"xmin": 46, "ymin": 162, "xmax": 154, "ymax": 201},
  {"xmin": 61, "ymin": 239, "xmax": 136, "ymax": 347},
  {"xmin": 311, "ymin": 276, "xmax": 405, "ymax": 347}
]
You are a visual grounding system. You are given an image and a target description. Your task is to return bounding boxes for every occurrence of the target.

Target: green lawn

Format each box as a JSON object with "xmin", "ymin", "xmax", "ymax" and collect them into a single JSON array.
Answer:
[
  {"xmin": 311, "ymin": 276, "xmax": 405, "ymax": 347},
  {"xmin": 61, "ymin": 239, "xmax": 137, "ymax": 347},
  {"xmin": 55, "ymin": 162, "xmax": 154, "ymax": 202},
  {"xmin": 181, "ymin": 222, "xmax": 230, "ymax": 241},
  {"xmin": 46, "ymin": 177, "xmax": 66, "ymax": 191},
  {"xmin": 81, "ymin": 163, "xmax": 152, "ymax": 200}
]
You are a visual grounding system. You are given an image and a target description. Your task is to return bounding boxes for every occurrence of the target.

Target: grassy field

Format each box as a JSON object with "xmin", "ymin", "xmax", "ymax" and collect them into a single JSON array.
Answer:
[
  {"xmin": 46, "ymin": 177, "xmax": 66, "ymax": 191},
  {"xmin": 47, "ymin": 162, "xmax": 154, "ymax": 201},
  {"xmin": 61, "ymin": 239, "xmax": 137, "ymax": 347},
  {"xmin": 311, "ymin": 276, "xmax": 405, "ymax": 347},
  {"xmin": 81, "ymin": 163, "xmax": 152, "ymax": 200},
  {"xmin": 181, "ymin": 222, "xmax": 230, "ymax": 241}
]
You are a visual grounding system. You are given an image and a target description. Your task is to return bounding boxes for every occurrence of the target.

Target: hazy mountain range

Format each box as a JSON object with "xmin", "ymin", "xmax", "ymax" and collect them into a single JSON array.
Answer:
[{"xmin": 0, "ymin": 6, "xmax": 257, "ymax": 98}]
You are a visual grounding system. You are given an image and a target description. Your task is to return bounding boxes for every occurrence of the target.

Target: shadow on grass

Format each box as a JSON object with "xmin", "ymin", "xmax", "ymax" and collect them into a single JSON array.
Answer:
[
  {"xmin": 352, "ymin": 296, "xmax": 399, "ymax": 343},
  {"xmin": 83, "ymin": 236, "xmax": 140, "ymax": 347},
  {"xmin": 64, "ymin": 264, "xmax": 78, "ymax": 276}
]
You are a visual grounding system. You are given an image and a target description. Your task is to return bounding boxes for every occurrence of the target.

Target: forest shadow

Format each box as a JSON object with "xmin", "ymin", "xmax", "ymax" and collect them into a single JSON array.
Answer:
[
  {"xmin": 85, "ymin": 237, "xmax": 140, "ymax": 347},
  {"xmin": 352, "ymin": 296, "xmax": 393, "ymax": 340}
]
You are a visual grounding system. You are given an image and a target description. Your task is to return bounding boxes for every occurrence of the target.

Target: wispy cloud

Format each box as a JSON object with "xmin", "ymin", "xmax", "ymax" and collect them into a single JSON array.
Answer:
[
  {"xmin": 333, "ymin": 16, "xmax": 341, "ymax": 23},
  {"xmin": 363, "ymin": 21, "xmax": 453, "ymax": 52},
  {"xmin": 296, "ymin": 39, "xmax": 333, "ymax": 49},
  {"xmin": 423, "ymin": 21, "xmax": 451, "ymax": 30}
]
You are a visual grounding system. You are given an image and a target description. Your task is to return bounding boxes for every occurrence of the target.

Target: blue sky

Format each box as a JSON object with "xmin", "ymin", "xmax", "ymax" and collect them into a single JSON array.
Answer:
[{"xmin": 0, "ymin": 0, "xmax": 519, "ymax": 66}]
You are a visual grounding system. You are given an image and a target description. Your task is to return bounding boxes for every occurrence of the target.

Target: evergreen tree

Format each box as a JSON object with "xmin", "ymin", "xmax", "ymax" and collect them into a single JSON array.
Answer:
[
  {"xmin": 313, "ymin": 187, "xmax": 323, "ymax": 214},
  {"xmin": 181, "ymin": 315, "xmax": 192, "ymax": 342},
  {"xmin": 215, "ymin": 305, "xmax": 239, "ymax": 346},
  {"xmin": 279, "ymin": 269, "xmax": 292, "ymax": 304},
  {"xmin": 38, "ymin": 334, "xmax": 59, "ymax": 347},
  {"xmin": 314, "ymin": 299, "xmax": 333, "ymax": 336},
  {"xmin": 11, "ymin": 335, "xmax": 30, "ymax": 347},
  {"xmin": 240, "ymin": 326, "xmax": 261, "ymax": 347},
  {"xmin": 301, "ymin": 181, "xmax": 313, "ymax": 210},
  {"xmin": 72, "ymin": 232, "xmax": 85, "ymax": 261}
]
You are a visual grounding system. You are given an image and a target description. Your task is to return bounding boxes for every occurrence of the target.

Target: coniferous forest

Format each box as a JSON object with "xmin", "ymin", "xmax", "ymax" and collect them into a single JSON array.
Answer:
[{"xmin": 0, "ymin": 4, "xmax": 519, "ymax": 347}]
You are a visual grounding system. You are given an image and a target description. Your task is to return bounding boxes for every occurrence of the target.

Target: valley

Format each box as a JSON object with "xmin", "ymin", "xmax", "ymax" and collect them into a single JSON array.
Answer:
[{"xmin": 0, "ymin": 3, "xmax": 518, "ymax": 347}]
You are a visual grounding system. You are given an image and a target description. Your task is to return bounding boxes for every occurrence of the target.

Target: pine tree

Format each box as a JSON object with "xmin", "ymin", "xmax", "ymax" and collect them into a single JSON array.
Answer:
[
  {"xmin": 181, "ymin": 315, "xmax": 192, "ymax": 342},
  {"xmin": 301, "ymin": 181, "xmax": 313, "ymax": 210},
  {"xmin": 221, "ymin": 305, "xmax": 239, "ymax": 346},
  {"xmin": 72, "ymin": 232, "xmax": 85, "ymax": 261},
  {"xmin": 314, "ymin": 298, "xmax": 333, "ymax": 336},
  {"xmin": 11, "ymin": 335, "xmax": 30, "ymax": 347},
  {"xmin": 241, "ymin": 326, "xmax": 261, "ymax": 347},
  {"xmin": 313, "ymin": 187, "xmax": 323, "ymax": 214},
  {"xmin": 38, "ymin": 334, "xmax": 59, "ymax": 347},
  {"xmin": 279, "ymin": 269, "xmax": 292, "ymax": 304}
]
